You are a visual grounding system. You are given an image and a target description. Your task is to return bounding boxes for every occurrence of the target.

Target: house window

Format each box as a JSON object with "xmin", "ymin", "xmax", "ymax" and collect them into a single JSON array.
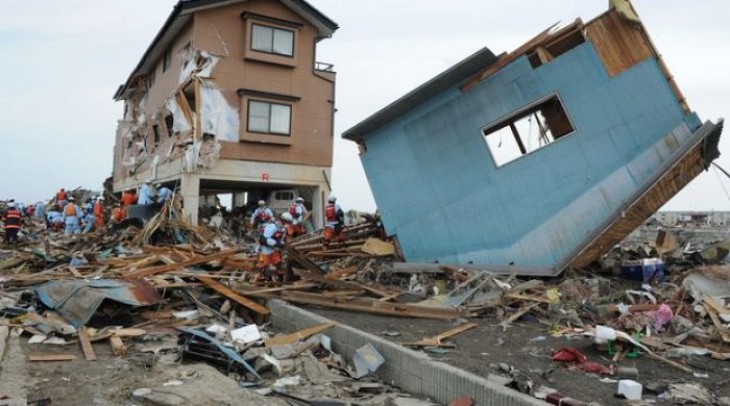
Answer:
[
  {"xmin": 248, "ymin": 100, "xmax": 291, "ymax": 135},
  {"xmin": 251, "ymin": 24, "xmax": 294, "ymax": 57},
  {"xmin": 163, "ymin": 48, "xmax": 172, "ymax": 72},
  {"xmin": 483, "ymin": 95, "xmax": 574, "ymax": 167},
  {"xmin": 153, "ymin": 125, "xmax": 162, "ymax": 144}
]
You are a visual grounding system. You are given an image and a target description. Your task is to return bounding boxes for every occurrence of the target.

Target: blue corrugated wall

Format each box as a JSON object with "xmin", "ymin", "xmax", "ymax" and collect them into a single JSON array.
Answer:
[{"xmin": 360, "ymin": 41, "xmax": 702, "ymax": 270}]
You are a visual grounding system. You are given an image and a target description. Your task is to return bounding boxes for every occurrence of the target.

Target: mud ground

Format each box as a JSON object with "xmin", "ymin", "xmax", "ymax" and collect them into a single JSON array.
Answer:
[
  {"xmin": 0, "ymin": 328, "xmax": 284, "ymax": 406},
  {"xmin": 308, "ymin": 308, "xmax": 730, "ymax": 406}
]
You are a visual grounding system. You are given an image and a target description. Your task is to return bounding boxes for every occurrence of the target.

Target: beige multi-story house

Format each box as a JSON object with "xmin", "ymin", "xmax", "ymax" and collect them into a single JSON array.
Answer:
[{"xmin": 112, "ymin": 0, "xmax": 338, "ymax": 225}]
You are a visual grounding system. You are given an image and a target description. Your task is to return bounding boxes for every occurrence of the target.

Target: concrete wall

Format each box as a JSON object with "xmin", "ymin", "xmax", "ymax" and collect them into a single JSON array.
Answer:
[
  {"xmin": 268, "ymin": 300, "xmax": 545, "ymax": 406},
  {"xmin": 360, "ymin": 40, "xmax": 702, "ymax": 270}
]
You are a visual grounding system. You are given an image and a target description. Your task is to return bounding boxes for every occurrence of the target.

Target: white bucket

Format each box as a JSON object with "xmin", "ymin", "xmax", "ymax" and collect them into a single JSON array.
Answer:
[
  {"xmin": 618, "ymin": 380, "xmax": 642, "ymax": 400},
  {"xmin": 595, "ymin": 325, "xmax": 617, "ymax": 344}
]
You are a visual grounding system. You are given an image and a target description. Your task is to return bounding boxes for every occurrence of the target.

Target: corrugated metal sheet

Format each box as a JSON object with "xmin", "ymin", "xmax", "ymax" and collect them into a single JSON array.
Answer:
[{"xmin": 35, "ymin": 280, "xmax": 162, "ymax": 327}]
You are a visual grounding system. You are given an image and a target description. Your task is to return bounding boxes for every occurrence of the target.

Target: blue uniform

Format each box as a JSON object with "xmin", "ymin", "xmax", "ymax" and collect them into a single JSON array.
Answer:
[
  {"xmin": 63, "ymin": 203, "xmax": 83, "ymax": 235},
  {"xmin": 157, "ymin": 187, "xmax": 173, "ymax": 203}
]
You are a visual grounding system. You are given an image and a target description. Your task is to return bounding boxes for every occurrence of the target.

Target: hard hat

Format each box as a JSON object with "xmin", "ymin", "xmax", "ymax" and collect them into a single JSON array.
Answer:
[
  {"xmin": 328, "ymin": 195, "xmax": 337, "ymax": 202},
  {"xmin": 145, "ymin": 179, "xmax": 152, "ymax": 184},
  {"xmin": 98, "ymin": 196, "xmax": 105, "ymax": 201},
  {"xmin": 295, "ymin": 197, "xmax": 304, "ymax": 203},
  {"xmin": 258, "ymin": 200, "xmax": 265, "ymax": 206},
  {"xmin": 281, "ymin": 212, "xmax": 293, "ymax": 223},
  {"xmin": 68, "ymin": 196, "xmax": 75, "ymax": 201},
  {"xmin": 7, "ymin": 201, "xmax": 16, "ymax": 208}
]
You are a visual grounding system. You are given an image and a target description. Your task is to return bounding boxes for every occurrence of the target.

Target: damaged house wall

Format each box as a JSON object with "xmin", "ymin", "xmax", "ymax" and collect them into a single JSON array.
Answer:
[
  {"xmin": 112, "ymin": 0, "xmax": 338, "ymax": 226},
  {"xmin": 343, "ymin": 4, "xmax": 723, "ymax": 275}
]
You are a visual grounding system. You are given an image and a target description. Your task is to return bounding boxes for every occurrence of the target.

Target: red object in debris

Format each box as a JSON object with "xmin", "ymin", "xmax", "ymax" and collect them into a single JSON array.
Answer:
[
  {"xmin": 448, "ymin": 396, "xmax": 474, "ymax": 406},
  {"xmin": 546, "ymin": 392, "xmax": 587, "ymax": 406},
  {"xmin": 551, "ymin": 347, "xmax": 588, "ymax": 364},
  {"xmin": 580, "ymin": 361, "xmax": 612, "ymax": 375}
]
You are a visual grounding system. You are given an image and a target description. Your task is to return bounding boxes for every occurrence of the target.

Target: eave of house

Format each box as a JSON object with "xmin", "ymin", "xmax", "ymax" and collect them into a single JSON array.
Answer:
[
  {"xmin": 113, "ymin": 0, "xmax": 338, "ymax": 101},
  {"xmin": 341, "ymin": 48, "xmax": 499, "ymax": 143}
]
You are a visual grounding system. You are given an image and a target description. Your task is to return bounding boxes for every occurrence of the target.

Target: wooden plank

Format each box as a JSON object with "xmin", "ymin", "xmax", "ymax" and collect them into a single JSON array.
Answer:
[
  {"xmin": 276, "ymin": 291, "xmax": 461, "ymax": 321},
  {"xmin": 78, "ymin": 327, "xmax": 96, "ymax": 361},
  {"xmin": 264, "ymin": 322, "xmax": 335, "ymax": 347},
  {"xmin": 361, "ymin": 238, "xmax": 395, "ymax": 256},
  {"xmin": 704, "ymin": 303, "xmax": 730, "ymax": 343},
  {"xmin": 28, "ymin": 353, "xmax": 77, "ymax": 362},
  {"xmin": 110, "ymin": 335, "xmax": 128, "ymax": 356},
  {"xmin": 402, "ymin": 323, "xmax": 478, "ymax": 347},
  {"xmin": 196, "ymin": 276, "xmax": 270, "ymax": 316},
  {"xmin": 124, "ymin": 248, "xmax": 240, "ymax": 279},
  {"xmin": 244, "ymin": 283, "xmax": 318, "ymax": 295}
]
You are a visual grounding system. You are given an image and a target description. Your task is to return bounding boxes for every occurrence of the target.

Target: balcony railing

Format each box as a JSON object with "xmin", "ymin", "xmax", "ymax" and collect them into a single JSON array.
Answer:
[{"xmin": 315, "ymin": 61, "xmax": 335, "ymax": 72}]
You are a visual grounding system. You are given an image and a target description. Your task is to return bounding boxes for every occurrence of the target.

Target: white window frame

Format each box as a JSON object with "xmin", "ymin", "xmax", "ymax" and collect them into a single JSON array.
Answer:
[
  {"xmin": 247, "ymin": 100, "xmax": 292, "ymax": 136},
  {"xmin": 251, "ymin": 24, "xmax": 294, "ymax": 57}
]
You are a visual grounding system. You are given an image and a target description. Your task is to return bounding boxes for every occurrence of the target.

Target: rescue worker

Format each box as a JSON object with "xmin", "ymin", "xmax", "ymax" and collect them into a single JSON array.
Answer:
[
  {"xmin": 137, "ymin": 180, "xmax": 156, "ymax": 204},
  {"xmin": 93, "ymin": 197, "xmax": 105, "ymax": 229},
  {"xmin": 34, "ymin": 201, "xmax": 46, "ymax": 220},
  {"xmin": 111, "ymin": 203, "xmax": 126, "ymax": 224},
  {"xmin": 83, "ymin": 198, "xmax": 94, "ymax": 215},
  {"xmin": 121, "ymin": 189, "xmax": 136, "ymax": 206},
  {"xmin": 156, "ymin": 183, "xmax": 173, "ymax": 204},
  {"xmin": 46, "ymin": 205, "xmax": 64, "ymax": 231},
  {"xmin": 56, "ymin": 188, "xmax": 68, "ymax": 208},
  {"xmin": 255, "ymin": 212, "xmax": 292, "ymax": 284},
  {"xmin": 82, "ymin": 208, "xmax": 95, "ymax": 234},
  {"xmin": 288, "ymin": 197, "xmax": 308, "ymax": 237},
  {"xmin": 2, "ymin": 201, "xmax": 22, "ymax": 244},
  {"xmin": 250, "ymin": 200, "xmax": 274, "ymax": 231},
  {"xmin": 62, "ymin": 197, "xmax": 83, "ymax": 235},
  {"xmin": 323, "ymin": 195, "xmax": 345, "ymax": 248}
]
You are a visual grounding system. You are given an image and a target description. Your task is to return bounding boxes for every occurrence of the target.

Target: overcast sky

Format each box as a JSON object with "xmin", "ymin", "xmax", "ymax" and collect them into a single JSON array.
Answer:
[{"xmin": 1, "ymin": 1, "xmax": 728, "ymax": 212}]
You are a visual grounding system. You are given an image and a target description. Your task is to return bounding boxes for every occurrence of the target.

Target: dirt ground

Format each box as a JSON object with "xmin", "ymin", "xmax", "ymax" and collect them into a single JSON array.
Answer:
[
  {"xmin": 0, "ymin": 328, "xmax": 285, "ymax": 406},
  {"xmin": 307, "ymin": 307, "xmax": 730, "ymax": 406}
]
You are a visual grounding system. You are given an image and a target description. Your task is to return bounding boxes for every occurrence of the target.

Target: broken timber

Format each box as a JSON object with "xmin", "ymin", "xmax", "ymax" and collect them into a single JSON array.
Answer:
[
  {"xmin": 124, "ymin": 248, "xmax": 241, "ymax": 279},
  {"xmin": 265, "ymin": 291, "xmax": 461, "ymax": 320},
  {"xmin": 196, "ymin": 276, "xmax": 270, "ymax": 316}
]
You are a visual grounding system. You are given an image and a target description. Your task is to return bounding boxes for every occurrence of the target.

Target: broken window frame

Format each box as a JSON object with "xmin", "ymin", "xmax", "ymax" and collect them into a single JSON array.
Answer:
[
  {"xmin": 247, "ymin": 100, "xmax": 292, "ymax": 136},
  {"xmin": 482, "ymin": 93, "xmax": 575, "ymax": 167},
  {"xmin": 251, "ymin": 24, "xmax": 295, "ymax": 57}
]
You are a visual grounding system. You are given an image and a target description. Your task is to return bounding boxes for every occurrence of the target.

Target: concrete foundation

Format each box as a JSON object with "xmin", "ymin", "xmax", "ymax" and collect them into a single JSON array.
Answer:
[{"xmin": 267, "ymin": 300, "xmax": 545, "ymax": 406}]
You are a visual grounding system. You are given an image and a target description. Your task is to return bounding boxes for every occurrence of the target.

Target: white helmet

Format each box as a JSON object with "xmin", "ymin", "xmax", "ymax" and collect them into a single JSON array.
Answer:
[
  {"xmin": 7, "ymin": 201, "xmax": 16, "ymax": 208},
  {"xmin": 327, "ymin": 195, "xmax": 337, "ymax": 203},
  {"xmin": 280, "ymin": 212, "xmax": 293, "ymax": 223},
  {"xmin": 97, "ymin": 196, "xmax": 105, "ymax": 201},
  {"xmin": 258, "ymin": 200, "xmax": 265, "ymax": 206},
  {"xmin": 145, "ymin": 179, "xmax": 152, "ymax": 184},
  {"xmin": 295, "ymin": 197, "xmax": 304, "ymax": 203}
]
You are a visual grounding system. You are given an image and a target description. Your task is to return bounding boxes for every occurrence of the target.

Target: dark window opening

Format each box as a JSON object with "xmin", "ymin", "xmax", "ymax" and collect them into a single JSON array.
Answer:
[
  {"xmin": 183, "ymin": 85, "xmax": 196, "ymax": 113},
  {"xmin": 247, "ymin": 100, "xmax": 291, "ymax": 136},
  {"xmin": 251, "ymin": 24, "xmax": 294, "ymax": 57},
  {"xmin": 148, "ymin": 70, "xmax": 156, "ymax": 88},
  {"xmin": 528, "ymin": 30, "xmax": 585, "ymax": 68},
  {"xmin": 163, "ymin": 48, "xmax": 172, "ymax": 72},
  {"xmin": 153, "ymin": 125, "xmax": 161, "ymax": 144},
  {"xmin": 165, "ymin": 115, "xmax": 174, "ymax": 137},
  {"xmin": 483, "ymin": 95, "xmax": 574, "ymax": 167}
]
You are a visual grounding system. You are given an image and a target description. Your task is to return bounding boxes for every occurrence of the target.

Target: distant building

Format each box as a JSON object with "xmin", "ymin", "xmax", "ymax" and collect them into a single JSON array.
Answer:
[{"xmin": 654, "ymin": 211, "xmax": 730, "ymax": 227}]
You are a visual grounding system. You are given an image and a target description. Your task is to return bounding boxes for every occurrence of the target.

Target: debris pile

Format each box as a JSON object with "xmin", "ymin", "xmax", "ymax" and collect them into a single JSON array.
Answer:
[{"xmin": 3, "ymin": 201, "xmax": 730, "ymax": 404}]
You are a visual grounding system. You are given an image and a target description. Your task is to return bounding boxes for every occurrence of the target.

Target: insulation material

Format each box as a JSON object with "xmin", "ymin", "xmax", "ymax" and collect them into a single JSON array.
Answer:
[
  {"xmin": 136, "ymin": 94, "xmax": 148, "ymax": 126},
  {"xmin": 167, "ymin": 98, "xmax": 192, "ymax": 133},
  {"xmin": 198, "ymin": 137, "xmax": 221, "ymax": 169},
  {"xmin": 200, "ymin": 83, "xmax": 240, "ymax": 142},
  {"xmin": 179, "ymin": 46, "xmax": 197, "ymax": 84},
  {"xmin": 198, "ymin": 52, "xmax": 220, "ymax": 78},
  {"xmin": 183, "ymin": 140, "xmax": 202, "ymax": 173}
]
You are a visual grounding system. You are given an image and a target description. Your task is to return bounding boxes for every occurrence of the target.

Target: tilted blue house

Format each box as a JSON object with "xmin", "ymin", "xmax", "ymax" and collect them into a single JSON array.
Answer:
[{"xmin": 343, "ymin": 3, "xmax": 723, "ymax": 276}]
